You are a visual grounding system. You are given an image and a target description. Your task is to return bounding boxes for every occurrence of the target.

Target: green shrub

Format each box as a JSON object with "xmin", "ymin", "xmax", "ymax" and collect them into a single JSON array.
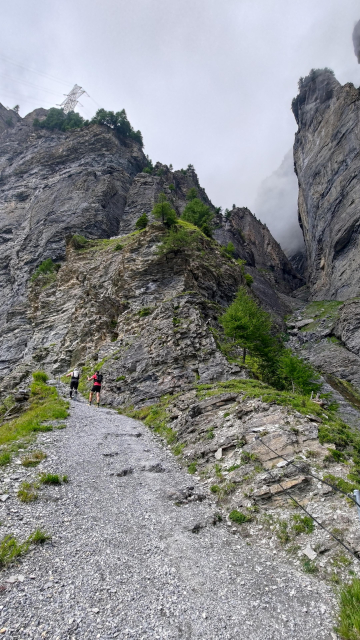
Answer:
[
  {"xmin": 156, "ymin": 225, "xmax": 200, "ymax": 256},
  {"xmin": 244, "ymin": 273, "xmax": 253, "ymax": 286},
  {"xmin": 169, "ymin": 184, "xmax": 175, "ymax": 191},
  {"xmin": 70, "ymin": 234, "xmax": 89, "ymax": 250},
  {"xmin": 135, "ymin": 212, "xmax": 148, "ymax": 230},
  {"xmin": 181, "ymin": 192, "xmax": 213, "ymax": 237},
  {"xmin": 33, "ymin": 371, "xmax": 48, "ymax": 383},
  {"xmin": 220, "ymin": 287, "xmax": 320, "ymax": 393},
  {"xmin": 90, "ymin": 108, "xmax": 143, "ymax": 146},
  {"xmin": 221, "ymin": 242, "xmax": 235, "ymax": 258},
  {"xmin": 31, "ymin": 258, "xmax": 59, "ymax": 283},
  {"xmin": 152, "ymin": 193, "xmax": 177, "ymax": 227},
  {"xmin": 116, "ymin": 376, "xmax": 126, "ymax": 382},
  {"xmin": 188, "ymin": 462, "xmax": 197, "ymax": 474},
  {"xmin": 33, "ymin": 107, "xmax": 85, "ymax": 132},
  {"xmin": 277, "ymin": 349, "xmax": 320, "ymax": 395},
  {"xmin": 143, "ymin": 167, "xmax": 152, "ymax": 174},
  {"xmin": 210, "ymin": 484, "xmax": 220, "ymax": 493},
  {"xmin": 114, "ymin": 243, "xmax": 123, "ymax": 251},
  {"xmin": 335, "ymin": 578, "xmax": 360, "ymax": 639},
  {"xmin": 138, "ymin": 307, "xmax": 152, "ymax": 317},
  {"xmin": 229, "ymin": 510, "xmax": 251, "ymax": 524}
]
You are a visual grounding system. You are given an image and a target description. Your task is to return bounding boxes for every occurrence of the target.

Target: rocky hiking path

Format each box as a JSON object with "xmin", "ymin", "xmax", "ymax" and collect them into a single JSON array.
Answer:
[{"xmin": 0, "ymin": 398, "xmax": 337, "ymax": 639}]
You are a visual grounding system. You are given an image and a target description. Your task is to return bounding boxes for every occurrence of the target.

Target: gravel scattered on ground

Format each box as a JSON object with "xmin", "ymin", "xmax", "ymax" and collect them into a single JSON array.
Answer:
[{"xmin": 0, "ymin": 397, "xmax": 338, "ymax": 639}]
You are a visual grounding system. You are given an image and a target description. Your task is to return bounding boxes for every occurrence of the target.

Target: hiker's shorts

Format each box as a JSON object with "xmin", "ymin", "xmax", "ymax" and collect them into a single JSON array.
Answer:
[
  {"xmin": 92, "ymin": 385, "xmax": 101, "ymax": 393},
  {"xmin": 70, "ymin": 380, "xmax": 79, "ymax": 390}
]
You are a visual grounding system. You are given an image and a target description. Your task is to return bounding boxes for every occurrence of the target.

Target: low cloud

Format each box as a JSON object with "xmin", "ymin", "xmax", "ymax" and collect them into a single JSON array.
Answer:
[
  {"xmin": 253, "ymin": 150, "xmax": 304, "ymax": 257},
  {"xmin": 352, "ymin": 19, "xmax": 360, "ymax": 62}
]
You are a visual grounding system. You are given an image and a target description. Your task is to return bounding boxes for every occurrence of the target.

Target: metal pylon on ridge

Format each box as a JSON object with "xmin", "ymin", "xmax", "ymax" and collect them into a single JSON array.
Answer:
[{"xmin": 57, "ymin": 84, "xmax": 88, "ymax": 113}]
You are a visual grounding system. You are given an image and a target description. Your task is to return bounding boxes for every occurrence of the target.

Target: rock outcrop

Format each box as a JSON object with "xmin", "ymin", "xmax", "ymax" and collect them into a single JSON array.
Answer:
[
  {"xmin": 6, "ymin": 225, "xmax": 248, "ymax": 404},
  {"xmin": 292, "ymin": 69, "xmax": 360, "ymax": 300}
]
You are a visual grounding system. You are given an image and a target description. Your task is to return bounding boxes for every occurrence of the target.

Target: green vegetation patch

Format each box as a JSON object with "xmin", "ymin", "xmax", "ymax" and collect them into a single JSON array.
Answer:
[
  {"xmin": 0, "ymin": 529, "xmax": 51, "ymax": 568},
  {"xmin": 291, "ymin": 515, "xmax": 314, "ymax": 535},
  {"xmin": 323, "ymin": 473, "xmax": 359, "ymax": 495},
  {"xmin": 0, "ymin": 452, "xmax": 11, "ymax": 467},
  {"xmin": 122, "ymin": 398, "xmax": 178, "ymax": 446},
  {"xmin": 39, "ymin": 473, "xmax": 67, "ymax": 485},
  {"xmin": 31, "ymin": 259, "xmax": 59, "ymax": 284},
  {"xmin": 17, "ymin": 481, "xmax": 38, "ymax": 502},
  {"xmin": 229, "ymin": 510, "xmax": 252, "ymax": 524},
  {"xmin": 33, "ymin": 107, "xmax": 85, "ymax": 132},
  {"xmin": 336, "ymin": 578, "xmax": 360, "ymax": 639},
  {"xmin": 299, "ymin": 300, "xmax": 343, "ymax": 332},
  {"xmin": 0, "ymin": 372, "xmax": 68, "ymax": 447},
  {"xmin": 21, "ymin": 450, "xmax": 46, "ymax": 467}
]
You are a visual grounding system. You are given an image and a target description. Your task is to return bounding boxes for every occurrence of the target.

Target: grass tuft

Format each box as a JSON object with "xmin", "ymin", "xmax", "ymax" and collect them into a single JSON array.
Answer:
[
  {"xmin": 21, "ymin": 450, "xmax": 46, "ymax": 467},
  {"xmin": 0, "ymin": 452, "xmax": 11, "ymax": 466},
  {"xmin": 0, "ymin": 535, "xmax": 28, "ymax": 567},
  {"xmin": 28, "ymin": 529, "xmax": 51, "ymax": 545},
  {"xmin": 39, "ymin": 473, "xmax": 61, "ymax": 485},
  {"xmin": 17, "ymin": 481, "xmax": 38, "ymax": 502},
  {"xmin": 188, "ymin": 462, "xmax": 197, "ymax": 474},
  {"xmin": 229, "ymin": 510, "xmax": 252, "ymax": 524},
  {"xmin": 335, "ymin": 578, "xmax": 360, "ymax": 639}
]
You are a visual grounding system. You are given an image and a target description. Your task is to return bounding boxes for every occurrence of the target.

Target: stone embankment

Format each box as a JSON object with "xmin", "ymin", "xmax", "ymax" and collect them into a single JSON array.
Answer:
[{"xmin": 127, "ymin": 381, "xmax": 360, "ymax": 588}]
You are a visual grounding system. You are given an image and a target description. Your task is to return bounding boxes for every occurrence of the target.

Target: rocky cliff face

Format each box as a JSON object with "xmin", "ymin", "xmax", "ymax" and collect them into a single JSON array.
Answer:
[
  {"xmin": 6, "ymin": 225, "xmax": 248, "ymax": 404},
  {"xmin": 0, "ymin": 108, "xmax": 302, "ymax": 384},
  {"xmin": 292, "ymin": 69, "xmax": 360, "ymax": 301}
]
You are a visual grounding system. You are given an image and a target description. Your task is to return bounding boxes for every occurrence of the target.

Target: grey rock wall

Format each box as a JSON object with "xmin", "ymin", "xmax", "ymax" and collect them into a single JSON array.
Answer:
[
  {"xmin": 0, "ymin": 112, "xmax": 146, "ymax": 373},
  {"xmin": 292, "ymin": 69, "xmax": 360, "ymax": 300}
]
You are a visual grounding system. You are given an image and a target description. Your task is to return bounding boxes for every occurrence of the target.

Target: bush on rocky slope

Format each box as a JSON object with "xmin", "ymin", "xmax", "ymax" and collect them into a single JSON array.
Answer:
[
  {"xmin": 33, "ymin": 108, "xmax": 85, "ymax": 132},
  {"xmin": 220, "ymin": 287, "xmax": 320, "ymax": 394},
  {"xmin": 90, "ymin": 108, "xmax": 143, "ymax": 146}
]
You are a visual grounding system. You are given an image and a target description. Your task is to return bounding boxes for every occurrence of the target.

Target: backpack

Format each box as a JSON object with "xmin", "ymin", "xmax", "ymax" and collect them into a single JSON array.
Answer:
[
  {"xmin": 73, "ymin": 369, "xmax": 79, "ymax": 379},
  {"xmin": 95, "ymin": 373, "xmax": 103, "ymax": 384}
]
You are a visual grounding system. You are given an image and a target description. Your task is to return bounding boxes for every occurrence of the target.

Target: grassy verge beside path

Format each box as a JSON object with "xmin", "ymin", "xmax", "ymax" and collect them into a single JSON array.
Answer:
[{"xmin": 0, "ymin": 372, "xmax": 68, "ymax": 448}]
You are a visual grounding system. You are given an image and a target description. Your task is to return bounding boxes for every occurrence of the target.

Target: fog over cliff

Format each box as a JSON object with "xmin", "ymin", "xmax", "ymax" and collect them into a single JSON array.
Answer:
[{"xmin": 253, "ymin": 150, "xmax": 304, "ymax": 257}]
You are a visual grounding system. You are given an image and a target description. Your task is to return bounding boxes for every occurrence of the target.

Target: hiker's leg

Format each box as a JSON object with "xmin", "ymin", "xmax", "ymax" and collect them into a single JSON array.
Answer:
[
  {"xmin": 89, "ymin": 391, "xmax": 93, "ymax": 404},
  {"xmin": 96, "ymin": 391, "xmax": 100, "ymax": 405}
]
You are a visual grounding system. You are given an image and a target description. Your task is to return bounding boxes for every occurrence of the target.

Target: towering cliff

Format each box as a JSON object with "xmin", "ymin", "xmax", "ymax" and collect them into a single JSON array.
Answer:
[
  {"xmin": 0, "ymin": 105, "xmax": 302, "ymax": 388},
  {"xmin": 292, "ymin": 69, "xmax": 360, "ymax": 301}
]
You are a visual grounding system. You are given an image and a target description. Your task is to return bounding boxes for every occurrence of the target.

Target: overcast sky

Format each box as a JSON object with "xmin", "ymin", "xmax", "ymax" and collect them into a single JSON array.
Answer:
[{"xmin": 1, "ymin": 0, "xmax": 359, "ymax": 250}]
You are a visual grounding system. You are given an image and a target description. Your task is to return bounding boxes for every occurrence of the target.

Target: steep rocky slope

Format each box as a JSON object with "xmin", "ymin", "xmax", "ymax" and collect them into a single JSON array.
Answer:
[
  {"xmin": 292, "ymin": 69, "xmax": 360, "ymax": 301},
  {"xmin": 3, "ymin": 224, "xmax": 249, "ymax": 402},
  {"xmin": 0, "ymin": 108, "xmax": 302, "ymax": 383}
]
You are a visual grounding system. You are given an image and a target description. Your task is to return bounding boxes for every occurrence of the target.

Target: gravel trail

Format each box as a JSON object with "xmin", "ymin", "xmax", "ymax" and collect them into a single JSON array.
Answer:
[{"xmin": 0, "ymin": 398, "xmax": 337, "ymax": 639}]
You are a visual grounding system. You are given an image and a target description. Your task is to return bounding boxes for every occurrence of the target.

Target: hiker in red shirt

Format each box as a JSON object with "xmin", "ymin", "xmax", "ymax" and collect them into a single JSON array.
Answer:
[{"xmin": 87, "ymin": 370, "xmax": 103, "ymax": 407}]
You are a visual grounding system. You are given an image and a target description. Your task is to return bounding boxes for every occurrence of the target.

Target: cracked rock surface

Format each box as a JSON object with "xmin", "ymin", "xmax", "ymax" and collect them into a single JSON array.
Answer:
[{"xmin": 0, "ymin": 398, "xmax": 336, "ymax": 639}]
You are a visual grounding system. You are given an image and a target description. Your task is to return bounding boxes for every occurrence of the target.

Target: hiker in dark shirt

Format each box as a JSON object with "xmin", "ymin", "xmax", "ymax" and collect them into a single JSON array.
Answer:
[
  {"xmin": 87, "ymin": 370, "xmax": 103, "ymax": 407},
  {"xmin": 65, "ymin": 368, "xmax": 80, "ymax": 399}
]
